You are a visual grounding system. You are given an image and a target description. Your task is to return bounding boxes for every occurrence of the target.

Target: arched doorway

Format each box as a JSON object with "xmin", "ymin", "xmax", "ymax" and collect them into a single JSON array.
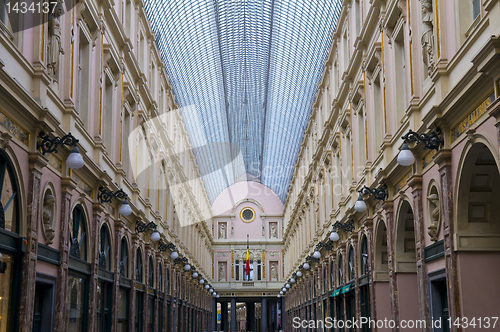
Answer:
[
  {"xmin": 395, "ymin": 200, "xmax": 419, "ymax": 322},
  {"xmin": 456, "ymin": 142, "xmax": 500, "ymax": 318}
]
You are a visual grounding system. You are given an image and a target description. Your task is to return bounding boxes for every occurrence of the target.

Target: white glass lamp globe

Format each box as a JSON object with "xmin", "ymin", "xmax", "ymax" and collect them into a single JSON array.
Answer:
[
  {"xmin": 216, "ymin": 295, "xmax": 220, "ymax": 298},
  {"xmin": 296, "ymin": 271, "xmax": 302, "ymax": 277},
  {"xmin": 282, "ymin": 287, "xmax": 286, "ymax": 292},
  {"xmin": 171, "ymin": 251, "xmax": 179, "ymax": 259},
  {"xmin": 209, "ymin": 288, "xmax": 213, "ymax": 293},
  {"xmin": 330, "ymin": 231, "xmax": 340, "ymax": 242},
  {"xmin": 279, "ymin": 291, "xmax": 283, "ymax": 295},
  {"xmin": 151, "ymin": 230, "xmax": 160, "ymax": 242},
  {"xmin": 205, "ymin": 284, "xmax": 210, "ymax": 289},
  {"xmin": 66, "ymin": 146, "xmax": 84, "ymax": 169},
  {"xmin": 119, "ymin": 200, "xmax": 132, "ymax": 216},
  {"xmin": 354, "ymin": 194, "xmax": 368, "ymax": 213},
  {"xmin": 192, "ymin": 272, "xmax": 198, "ymax": 278},
  {"xmin": 286, "ymin": 283, "xmax": 290, "ymax": 288},
  {"xmin": 303, "ymin": 262, "xmax": 310, "ymax": 270},
  {"xmin": 199, "ymin": 279, "xmax": 204, "ymax": 284},
  {"xmin": 277, "ymin": 294, "xmax": 281, "ymax": 298},
  {"xmin": 290, "ymin": 278, "xmax": 295, "ymax": 283},
  {"xmin": 184, "ymin": 264, "xmax": 191, "ymax": 271},
  {"xmin": 313, "ymin": 250, "xmax": 321, "ymax": 259},
  {"xmin": 397, "ymin": 143, "xmax": 415, "ymax": 166}
]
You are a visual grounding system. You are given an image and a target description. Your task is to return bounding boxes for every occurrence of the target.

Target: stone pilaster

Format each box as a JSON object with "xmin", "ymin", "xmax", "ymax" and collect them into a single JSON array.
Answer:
[
  {"xmin": 408, "ymin": 175, "xmax": 431, "ymax": 330},
  {"xmin": 383, "ymin": 200, "xmax": 399, "ymax": 332},
  {"xmin": 19, "ymin": 153, "xmax": 47, "ymax": 332},
  {"xmin": 88, "ymin": 202, "xmax": 104, "ymax": 332},
  {"xmin": 434, "ymin": 149, "xmax": 461, "ymax": 332},
  {"xmin": 54, "ymin": 177, "xmax": 76, "ymax": 332},
  {"xmin": 112, "ymin": 218, "xmax": 125, "ymax": 332},
  {"xmin": 129, "ymin": 234, "xmax": 139, "ymax": 332}
]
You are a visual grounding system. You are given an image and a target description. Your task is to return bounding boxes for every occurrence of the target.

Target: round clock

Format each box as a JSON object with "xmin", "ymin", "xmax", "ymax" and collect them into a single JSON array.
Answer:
[{"xmin": 240, "ymin": 207, "xmax": 256, "ymax": 223}]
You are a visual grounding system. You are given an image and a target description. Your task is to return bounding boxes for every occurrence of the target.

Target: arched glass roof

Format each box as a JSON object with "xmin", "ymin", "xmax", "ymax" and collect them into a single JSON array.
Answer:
[{"xmin": 144, "ymin": 0, "xmax": 342, "ymax": 203}]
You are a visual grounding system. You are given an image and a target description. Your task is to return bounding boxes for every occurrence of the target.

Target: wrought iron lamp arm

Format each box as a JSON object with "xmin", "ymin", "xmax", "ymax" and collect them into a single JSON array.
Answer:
[
  {"xmin": 98, "ymin": 186, "xmax": 128, "ymax": 204},
  {"xmin": 401, "ymin": 128, "xmax": 443, "ymax": 151},
  {"xmin": 358, "ymin": 184, "xmax": 388, "ymax": 201},
  {"xmin": 135, "ymin": 221, "xmax": 157, "ymax": 234},
  {"xmin": 37, "ymin": 131, "xmax": 79, "ymax": 155}
]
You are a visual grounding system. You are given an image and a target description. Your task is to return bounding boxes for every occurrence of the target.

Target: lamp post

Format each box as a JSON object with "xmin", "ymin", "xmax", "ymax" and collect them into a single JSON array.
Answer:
[
  {"xmin": 135, "ymin": 220, "xmax": 160, "ymax": 242},
  {"xmin": 354, "ymin": 184, "xmax": 388, "ymax": 213},
  {"xmin": 397, "ymin": 128, "xmax": 443, "ymax": 166},
  {"xmin": 98, "ymin": 186, "xmax": 132, "ymax": 216},
  {"xmin": 38, "ymin": 131, "xmax": 84, "ymax": 169}
]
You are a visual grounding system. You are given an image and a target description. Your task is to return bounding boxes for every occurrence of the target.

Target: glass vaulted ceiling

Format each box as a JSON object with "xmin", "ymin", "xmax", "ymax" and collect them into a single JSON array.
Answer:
[{"xmin": 144, "ymin": 0, "xmax": 342, "ymax": 203}]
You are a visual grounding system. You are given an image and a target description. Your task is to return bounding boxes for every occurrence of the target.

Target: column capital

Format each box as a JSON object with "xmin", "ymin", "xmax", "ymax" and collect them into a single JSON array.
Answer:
[
  {"xmin": 433, "ymin": 149, "xmax": 452, "ymax": 169},
  {"xmin": 408, "ymin": 175, "xmax": 423, "ymax": 192}
]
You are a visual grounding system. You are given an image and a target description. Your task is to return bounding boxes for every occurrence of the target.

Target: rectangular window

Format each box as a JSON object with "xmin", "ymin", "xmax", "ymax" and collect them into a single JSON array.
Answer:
[
  {"xmin": 257, "ymin": 260, "xmax": 262, "ymax": 281},
  {"xmin": 472, "ymin": 0, "xmax": 480, "ymax": 20},
  {"xmin": 117, "ymin": 288, "xmax": 129, "ymax": 332},
  {"xmin": 235, "ymin": 260, "xmax": 239, "ymax": 281},
  {"xmin": 104, "ymin": 76, "xmax": 114, "ymax": 156},
  {"xmin": 78, "ymin": 31, "xmax": 91, "ymax": 127},
  {"xmin": 66, "ymin": 274, "xmax": 87, "ymax": 332}
]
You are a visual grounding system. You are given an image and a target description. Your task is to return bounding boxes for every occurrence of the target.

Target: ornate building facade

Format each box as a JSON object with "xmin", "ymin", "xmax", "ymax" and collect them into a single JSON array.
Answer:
[
  {"xmin": 0, "ymin": 0, "xmax": 214, "ymax": 331},
  {"xmin": 282, "ymin": 0, "xmax": 500, "ymax": 330}
]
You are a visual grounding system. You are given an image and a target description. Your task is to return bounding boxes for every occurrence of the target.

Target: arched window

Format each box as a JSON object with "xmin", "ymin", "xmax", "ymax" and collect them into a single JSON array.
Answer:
[
  {"xmin": 338, "ymin": 254, "xmax": 343, "ymax": 286},
  {"xmin": 148, "ymin": 256, "xmax": 154, "ymax": 287},
  {"xmin": 159, "ymin": 263, "xmax": 163, "ymax": 292},
  {"xmin": 0, "ymin": 152, "xmax": 20, "ymax": 233},
  {"xmin": 348, "ymin": 246, "xmax": 355, "ymax": 281},
  {"xmin": 99, "ymin": 224, "xmax": 111, "ymax": 270},
  {"xmin": 120, "ymin": 237, "xmax": 129, "ymax": 278},
  {"xmin": 136, "ymin": 248, "xmax": 143, "ymax": 283},
  {"xmin": 70, "ymin": 205, "xmax": 87, "ymax": 260},
  {"xmin": 360, "ymin": 236, "xmax": 368, "ymax": 277}
]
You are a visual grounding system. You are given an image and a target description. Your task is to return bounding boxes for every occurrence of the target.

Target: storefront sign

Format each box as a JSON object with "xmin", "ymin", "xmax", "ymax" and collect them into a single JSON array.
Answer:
[{"xmin": 451, "ymin": 92, "xmax": 495, "ymax": 142}]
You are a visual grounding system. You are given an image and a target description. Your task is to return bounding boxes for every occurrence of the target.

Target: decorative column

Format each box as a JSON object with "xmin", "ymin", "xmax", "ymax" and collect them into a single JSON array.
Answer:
[
  {"xmin": 434, "ymin": 149, "xmax": 461, "ymax": 331},
  {"xmin": 261, "ymin": 297, "xmax": 267, "ymax": 332},
  {"xmin": 408, "ymin": 175, "xmax": 431, "ymax": 330},
  {"xmin": 383, "ymin": 200, "xmax": 399, "ymax": 331},
  {"xmin": 212, "ymin": 297, "xmax": 217, "ymax": 332},
  {"xmin": 221, "ymin": 301, "xmax": 229, "ymax": 332},
  {"xmin": 53, "ymin": 176, "xmax": 75, "ymax": 332},
  {"xmin": 230, "ymin": 297, "xmax": 237, "ymax": 332}
]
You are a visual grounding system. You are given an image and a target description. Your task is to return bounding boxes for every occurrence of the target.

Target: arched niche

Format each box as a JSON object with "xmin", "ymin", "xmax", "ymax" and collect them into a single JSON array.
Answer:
[
  {"xmin": 456, "ymin": 142, "xmax": 500, "ymax": 250},
  {"xmin": 374, "ymin": 219, "xmax": 388, "ymax": 281},
  {"xmin": 395, "ymin": 200, "xmax": 417, "ymax": 273}
]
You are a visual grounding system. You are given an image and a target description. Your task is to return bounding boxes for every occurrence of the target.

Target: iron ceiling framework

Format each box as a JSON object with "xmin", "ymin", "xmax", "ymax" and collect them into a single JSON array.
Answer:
[{"xmin": 144, "ymin": 0, "xmax": 342, "ymax": 203}]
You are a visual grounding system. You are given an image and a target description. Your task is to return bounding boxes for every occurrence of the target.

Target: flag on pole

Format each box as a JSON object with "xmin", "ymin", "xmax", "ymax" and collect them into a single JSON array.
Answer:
[{"xmin": 246, "ymin": 235, "xmax": 250, "ymax": 279}]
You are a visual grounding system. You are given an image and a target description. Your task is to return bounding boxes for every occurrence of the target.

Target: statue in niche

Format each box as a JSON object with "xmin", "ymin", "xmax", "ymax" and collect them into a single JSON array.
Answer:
[
  {"xmin": 219, "ymin": 264, "xmax": 225, "ymax": 281},
  {"xmin": 271, "ymin": 263, "xmax": 278, "ymax": 281},
  {"xmin": 42, "ymin": 193, "xmax": 56, "ymax": 245},
  {"xmin": 219, "ymin": 223, "xmax": 226, "ymax": 239},
  {"xmin": 47, "ymin": 2, "xmax": 65, "ymax": 78},
  {"xmin": 421, "ymin": 0, "xmax": 435, "ymax": 75},
  {"xmin": 427, "ymin": 193, "xmax": 441, "ymax": 241},
  {"xmin": 270, "ymin": 223, "xmax": 277, "ymax": 239}
]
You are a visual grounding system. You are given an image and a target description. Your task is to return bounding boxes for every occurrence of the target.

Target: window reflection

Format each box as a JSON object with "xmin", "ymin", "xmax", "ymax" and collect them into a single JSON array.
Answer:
[
  {"xmin": 66, "ymin": 275, "xmax": 85, "ymax": 332},
  {"xmin": 0, "ymin": 253, "xmax": 14, "ymax": 332}
]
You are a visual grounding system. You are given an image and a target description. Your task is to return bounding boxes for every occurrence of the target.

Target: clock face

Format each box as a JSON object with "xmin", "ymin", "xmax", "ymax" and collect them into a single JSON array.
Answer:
[{"xmin": 241, "ymin": 208, "xmax": 255, "ymax": 222}]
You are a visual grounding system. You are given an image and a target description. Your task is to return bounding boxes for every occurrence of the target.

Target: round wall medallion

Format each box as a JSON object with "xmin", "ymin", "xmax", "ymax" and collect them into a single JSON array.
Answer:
[{"xmin": 240, "ymin": 207, "xmax": 256, "ymax": 223}]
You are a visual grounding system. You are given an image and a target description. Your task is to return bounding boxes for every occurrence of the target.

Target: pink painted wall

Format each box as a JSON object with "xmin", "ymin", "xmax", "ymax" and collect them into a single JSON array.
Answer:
[
  {"xmin": 457, "ymin": 252, "xmax": 500, "ymax": 321},
  {"xmin": 396, "ymin": 273, "xmax": 420, "ymax": 323},
  {"xmin": 374, "ymin": 282, "xmax": 392, "ymax": 332}
]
